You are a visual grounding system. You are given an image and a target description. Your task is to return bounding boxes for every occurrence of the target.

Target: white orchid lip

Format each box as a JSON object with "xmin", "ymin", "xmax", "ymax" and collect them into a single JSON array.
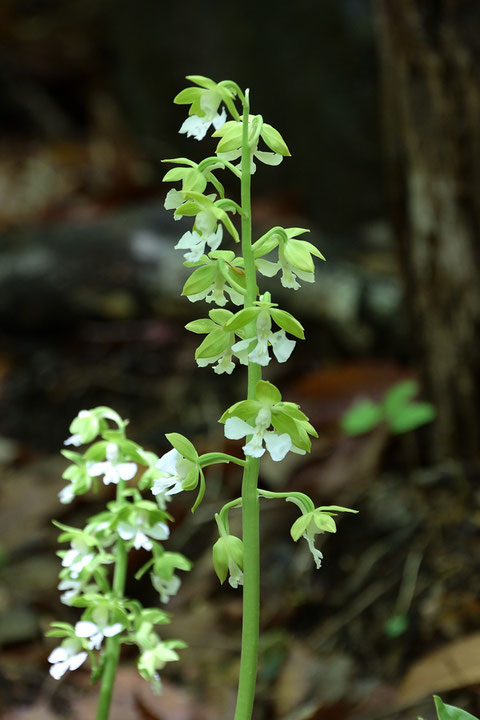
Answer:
[{"xmin": 224, "ymin": 414, "xmax": 292, "ymax": 462}]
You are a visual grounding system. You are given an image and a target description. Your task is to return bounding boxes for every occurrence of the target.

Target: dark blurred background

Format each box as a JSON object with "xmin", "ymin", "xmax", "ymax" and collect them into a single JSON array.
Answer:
[{"xmin": 2, "ymin": 1, "xmax": 480, "ymax": 719}]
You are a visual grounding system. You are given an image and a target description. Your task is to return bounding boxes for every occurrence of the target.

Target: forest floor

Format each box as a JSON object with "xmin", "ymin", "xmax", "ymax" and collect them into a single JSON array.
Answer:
[{"xmin": 1, "ymin": 311, "xmax": 480, "ymax": 720}]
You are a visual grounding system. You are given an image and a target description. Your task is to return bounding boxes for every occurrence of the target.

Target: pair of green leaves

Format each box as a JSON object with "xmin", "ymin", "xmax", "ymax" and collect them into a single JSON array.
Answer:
[{"xmin": 341, "ymin": 380, "xmax": 436, "ymax": 436}]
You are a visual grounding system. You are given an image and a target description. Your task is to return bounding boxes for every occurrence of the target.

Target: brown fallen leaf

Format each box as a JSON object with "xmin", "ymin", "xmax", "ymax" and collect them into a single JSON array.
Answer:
[
  {"xmin": 397, "ymin": 632, "xmax": 480, "ymax": 705},
  {"xmin": 2, "ymin": 701, "xmax": 59, "ymax": 720}
]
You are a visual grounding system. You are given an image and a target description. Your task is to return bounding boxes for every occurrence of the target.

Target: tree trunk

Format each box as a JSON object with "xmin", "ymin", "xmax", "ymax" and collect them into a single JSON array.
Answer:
[{"xmin": 376, "ymin": 0, "xmax": 480, "ymax": 461}]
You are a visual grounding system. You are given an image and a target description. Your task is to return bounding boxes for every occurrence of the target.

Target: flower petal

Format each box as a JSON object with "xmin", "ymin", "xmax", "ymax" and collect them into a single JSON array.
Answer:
[
  {"xmin": 68, "ymin": 651, "xmax": 88, "ymax": 671},
  {"xmin": 118, "ymin": 462, "xmax": 137, "ymax": 481},
  {"xmin": 264, "ymin": 431, "xmax": 292, "ymax": 461},
  {"xmin": 224, "ymin": 417, "xmax": 255, "ymax": 440},
  {"xmin": 103, "ymin": 623, "xmax": 123, "ymax": 637},
  {"xmin": 269, "ymin": 330, "xmax": 296, "ymax": 363},
  {"xmin": 75, "ymin": 621, "xmax": 98, "ymax": 638},
  {"xmin": 48, "ymin": 646, "xmax": 68, "ymax": 664}
]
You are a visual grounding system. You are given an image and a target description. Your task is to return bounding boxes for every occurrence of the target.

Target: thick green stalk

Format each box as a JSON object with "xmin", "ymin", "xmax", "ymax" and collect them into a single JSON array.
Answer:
[
  {"xmin": 95, "ymin": 480, "xmax": 128, "ymax": 720},
  {"xmin": 234, "ymin": 90, "xmax": 261, "ymax": 720}
]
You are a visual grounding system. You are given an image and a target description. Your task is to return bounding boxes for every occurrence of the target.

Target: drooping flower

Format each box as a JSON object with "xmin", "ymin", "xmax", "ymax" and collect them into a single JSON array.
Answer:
[
  {"xmin": 179, "ymin": 88, "xmax": 226, "ymax": 141},
  {"xmin": 254, "ymin": 228, "xmax": 326, "ymax": 290},
  {"xmin": 75, "ymin": 606, "xmax": 123, "ymax": 650},
  {"xmin": 213, "ymin": 117, "xmax": 290, "ymax": 174},
  {"xmin": 64, "ymin": 409, "xmax": 100, "ymax": 446},
  {"xmin": 151, "ymin": 448, "xmax": 198, "ymax": 500},
  {"xmin": 87, "ymin": 443, "xmax": 137, "ymax": 486},
  {"xmin": 174, "ymin": 75, "xmax": 238, "ymax": 142},
  {"xmin": 151, "ymin": 573, "xmax": 182, "ymax": 603},
  {"xmin": 217, "ymin": 143, "xmax": 283, "ymax": 174},
  {"xmin": 48, "ymin": 638, "xmax": 88, "ymax": 679}
]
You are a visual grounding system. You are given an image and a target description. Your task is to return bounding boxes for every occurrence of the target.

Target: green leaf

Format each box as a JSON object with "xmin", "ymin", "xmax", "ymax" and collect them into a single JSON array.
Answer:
[
  {"xmin": 224, "ymin": 307, "xmax": 259, "ymax": 331},
  {"xmin": 341, "ymin": 399, "xmax": 383, "ymax": 436},
  {"xmin": 271, "ymin": 411, "xmax": 309, "ymax": 451},
  {"xmin": 219, "ymin": 399, "xmax": 261, "ymax": 424},
  {"xmin": 260, "ymin": 123, "xmax": 291, "ymax": 156},
  {"xmin": 383, "ymin": 380, "xmax": 419, "ymax": 415},
  {"xmin": 173, "ymin": 201, "xmax": 200, "ymax": 217},
  {"xmin": 283, "ymin": 240, "xmax": 315, "ymax": 273},
  {"xmin": 317, "ymin": 505, "xmax": 358, "ymax": 514},
  {"xmin": 209, "ymin": 308, "xmax": 234, "ymax": 325},
  {"xmin": 185, "ymin": 74, "xmax": 217, "ymax": 89},
  {"xmin": 255, "ymin": 380, "xmax": 282, "ymax": 407},
  {"xmin": 182, "ymin": 265, "xmax": 217, "ymax": 296},
  {"xmin": 185, "ymin": 318, "xmax": 217, "ymax": 334},
  {"xmin": 270, "ymin": 308, "xmax": 305, "ymax": 339},
  {"xmin": 212, "ymin": 537, "xmax": 229, "ymax": 583},
  {"xmin": 215, "ymin": 124, "xmax": 243, "ymax": 153},
  {"xmin": 165, "ymin": 433, "xmax": 198, "ymax": 461},
  {"xmin": 173, "ymin": 87, "xmax": 204, "ymax": 104},
  {"xmin": 433, "ymin": 696, "xmax": 479, "ymax": 720},
  {"xmin": 388, "ymin": 403, "xmax": 436, "ymax": 434},
  {"xmin": 384, "ymin": 614, "xmax": 408, "ymax": 638},
  {"xmin": 290, "ymin": 513, "xmax": 312, "ymax": 541},
  {"xmin": 195, "ymin": 329, "xmax": 230, "ymax": 359},
  {"xmin": 162, "ymin": 167, "xmax": 187, "ymax": 183},
  {"xmin": 313, "ymin": 512, "xmax": 337, "ymax": 533}
]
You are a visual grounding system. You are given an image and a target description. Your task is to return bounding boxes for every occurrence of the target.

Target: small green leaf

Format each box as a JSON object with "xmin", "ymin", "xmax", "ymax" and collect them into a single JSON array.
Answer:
[
  {"xmin": 283, "ymin": 240, "xmax": 315, "ymax": 273},
  {"xmin": 215, "ymin": 124, "xmax": 243, "ymax": 153},
  {"xmin": 433, "ymin": 696, "xmax": 479, "ymax": 720},
  {"xmin": 185, "ymin": 74, "xmax": 216, "ymax": 89},
  {"xmin": 313, "ymin": 512, "xmax": 337, "ymax": 533},
  {"xmin": 173, "ymin": 87, "xmax": 203, "ymax": 104},
  {"xmin": 290, "ymin": 513, "xmax": 312, "ymax": 541},
  {"xmin": 270, "ymin": 308, "xmax": 305, "ymax": 339},
  {"xmin": 383, "ymin": 379, "xmax": 419, "ymax": 415},
  {"xmin": 185, "ymin": 318, "xmax": 217, "ymax": 334},
  {"xmin": 195, "ymin": 329, "xmax": 230, "ymax": 359},
  {"xmin": 219, "ymin": 399, "xmax": 261, "ymax": 424},
  {"xmin": 182, "ymin": 265, "xmax": 217, "ymax": 296},
  {"xmin": 174, "ymin": 201, "xmax": 200, "ymax": 217},
  {"xmin": 384, "ymin": 614, "xmax": 408, "ymax": 638},
  {"xmin": 341, "ymin": 399, "xmax": 383, "ymax": 436},
  {"xmin": 224, "ymin": 307, "xmax": 259, "ymax": 331},
  {"xmin": 208, "ymin": 308, "xmax": 234, "ymax": 325},
  {"xmin": 388, "ymin": 403, "xmax": 436, "ymax": 434},
  {"xmin": 212, "ymin": 537, "xmax": 229, "ymax": 583},
  {"xmin": 260, "ymin": 123, "xmax": 291, "ymax": 156},
  {"xmin": 255, "ymin": 380, "xmax": 282, "ymax": 407},
  {"xmin": 165, "ymin": 433, "xmax": 198, "ymax": 461}
]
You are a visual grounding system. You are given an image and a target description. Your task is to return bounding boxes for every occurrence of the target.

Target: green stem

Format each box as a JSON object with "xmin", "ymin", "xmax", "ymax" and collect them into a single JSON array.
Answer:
[
  {"xmin": 95, "ymin": 481, "xmax": 128, "ymax": 720},
  {"xmin": 199, "ymin": 452, "xmax": 247, "ymax": 468},
  {"xmin": 258, "ymin": 488, "xmax": 315, "ymax": 513},
  {"xmin": 233, "ymin": 89, "xmax": 261, "ymax": 720}
]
